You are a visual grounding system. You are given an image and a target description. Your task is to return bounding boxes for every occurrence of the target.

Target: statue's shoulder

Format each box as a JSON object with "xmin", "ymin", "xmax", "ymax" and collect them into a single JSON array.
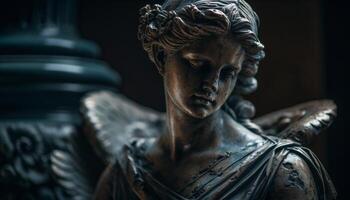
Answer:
[
  {"xmin": 94, "ymin": 161, "xmax": 139, "ymax": 200},
  {"xmin": 260, "ymin": 136, "xmax": 337, "ymax": 200},
  {"xmin": 267, "ymin": 151, "xmax": 319, "ymax": 200}
]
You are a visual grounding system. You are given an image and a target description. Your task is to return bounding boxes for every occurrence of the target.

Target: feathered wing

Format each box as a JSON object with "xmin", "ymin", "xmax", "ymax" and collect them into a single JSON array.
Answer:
[
  {"xmin": 51, "ymin": 91, "xmax": 165, "ymax": 199},
  {"xmin": 253, "ymin": 100, "xmax": 337, "ymax": 145},
  {"xmin": 81, "ymin": 91, "xmax": 165, "ymax": 163},
  {"xmin": 51, "ymin": 131, "xmax": 105, "ymax": 200}
]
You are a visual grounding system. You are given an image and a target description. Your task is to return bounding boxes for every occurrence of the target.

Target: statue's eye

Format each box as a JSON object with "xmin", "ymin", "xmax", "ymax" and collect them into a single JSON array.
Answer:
[{"xmin": 188, "ymin": 59, "xmax": 206, "ymax": 69}]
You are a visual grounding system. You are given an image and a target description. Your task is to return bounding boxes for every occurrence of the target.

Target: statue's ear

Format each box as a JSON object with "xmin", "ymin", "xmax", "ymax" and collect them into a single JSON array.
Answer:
[{"xmin": 152, "ymin": 45, "xmax": 167, "ymax": 76}]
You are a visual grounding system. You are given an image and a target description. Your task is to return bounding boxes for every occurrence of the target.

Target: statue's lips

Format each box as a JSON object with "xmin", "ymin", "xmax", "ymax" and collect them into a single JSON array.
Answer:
[{"xmin": 192, "ymin": 93, "xmax": 216, "ymax": 106}]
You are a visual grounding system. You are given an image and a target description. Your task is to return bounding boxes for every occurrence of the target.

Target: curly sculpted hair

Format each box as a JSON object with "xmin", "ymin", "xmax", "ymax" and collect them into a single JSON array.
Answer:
[{"xmin": 138, "ymin": 0, "xmax": 265, "ymax": 133}]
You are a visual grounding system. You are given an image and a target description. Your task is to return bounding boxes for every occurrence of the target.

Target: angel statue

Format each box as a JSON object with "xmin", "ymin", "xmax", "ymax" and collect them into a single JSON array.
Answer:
[{"xmin": 51, "ymin": 0, "xmax": 337, "ymax": 199}]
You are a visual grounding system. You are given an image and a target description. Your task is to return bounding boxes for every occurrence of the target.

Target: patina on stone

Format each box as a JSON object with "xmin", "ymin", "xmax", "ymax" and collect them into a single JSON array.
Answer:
[{"xmin": 51, "ymin": 0, "xmax": 337, "ymax": 199}]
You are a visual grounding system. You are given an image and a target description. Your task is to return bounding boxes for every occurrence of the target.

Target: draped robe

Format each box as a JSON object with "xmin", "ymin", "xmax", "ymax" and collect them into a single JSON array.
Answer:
[{"xmin": 94, "ymin": 136, "xmax": 336, "ymax": 200}]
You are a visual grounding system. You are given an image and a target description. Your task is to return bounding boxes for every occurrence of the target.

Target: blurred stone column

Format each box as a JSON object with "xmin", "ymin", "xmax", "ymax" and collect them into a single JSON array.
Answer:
[{"xmin": 0, "ymin": 0, "xmax": 120, "ymax": 199}]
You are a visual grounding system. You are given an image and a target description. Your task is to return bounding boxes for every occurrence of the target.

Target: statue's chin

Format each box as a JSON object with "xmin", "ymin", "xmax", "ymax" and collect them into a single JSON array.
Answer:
[
  {"xmin": 170, "ymin": 97, "xmax": 217, "ymax": 119},
  {"xmin": 185, "ymin": 106, "xmax": 214, "ymax": 119}
]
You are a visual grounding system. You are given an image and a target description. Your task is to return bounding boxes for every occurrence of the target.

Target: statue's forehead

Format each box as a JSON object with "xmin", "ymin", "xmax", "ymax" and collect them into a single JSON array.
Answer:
[
  {"xmin": 184, "ymin": 35, "xmax": 238, "ymax": 50},
  {"xmin": 181, "ymin": 35, "xmax": 244, "ymax": 66}
]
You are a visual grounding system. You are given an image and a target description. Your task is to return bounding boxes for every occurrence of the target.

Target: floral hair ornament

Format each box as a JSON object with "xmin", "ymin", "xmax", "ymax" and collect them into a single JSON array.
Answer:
[{"xmin": 138, "ymin": 4, "xmax": 176, "ymax": 43}]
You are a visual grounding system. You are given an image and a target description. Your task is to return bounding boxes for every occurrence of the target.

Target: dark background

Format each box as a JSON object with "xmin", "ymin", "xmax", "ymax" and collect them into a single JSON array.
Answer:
[{"xmin": 1, "ymin": 0, "xmax": 347, "ymax": 199}]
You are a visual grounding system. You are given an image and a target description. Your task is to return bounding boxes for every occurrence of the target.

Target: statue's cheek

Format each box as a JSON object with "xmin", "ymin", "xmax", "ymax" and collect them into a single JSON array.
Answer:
[{"xmin": 219, "ymin": 78, "xmax": 236, "ymax": 99}]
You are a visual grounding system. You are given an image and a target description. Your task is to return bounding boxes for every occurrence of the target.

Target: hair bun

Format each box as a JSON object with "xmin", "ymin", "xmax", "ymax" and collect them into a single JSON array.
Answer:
[
  {"xmin": 138, "ymin": 4, "xmax": 175, "ymax": 43},
  {"xmin": 228, "ymin": 96, "xmax": 255, "ymax": 119}
]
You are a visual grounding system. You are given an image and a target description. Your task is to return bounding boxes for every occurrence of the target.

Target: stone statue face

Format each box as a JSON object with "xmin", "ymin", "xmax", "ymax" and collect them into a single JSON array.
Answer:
[{"xmin": 163, "ymin": 34, "xmax": 245, "ymax": 118}]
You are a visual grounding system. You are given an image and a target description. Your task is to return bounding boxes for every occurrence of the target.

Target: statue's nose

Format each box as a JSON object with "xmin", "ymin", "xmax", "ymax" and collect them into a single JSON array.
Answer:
[{"xmin": 202, "ymin": 72, "xmax": 219, "ymax": 93}]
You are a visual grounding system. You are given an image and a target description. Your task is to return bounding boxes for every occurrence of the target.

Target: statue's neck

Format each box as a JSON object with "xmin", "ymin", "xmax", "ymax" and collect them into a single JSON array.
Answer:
[{"xmin": 164, "ymin": 93, "xmax": 223, "ymax": 161}]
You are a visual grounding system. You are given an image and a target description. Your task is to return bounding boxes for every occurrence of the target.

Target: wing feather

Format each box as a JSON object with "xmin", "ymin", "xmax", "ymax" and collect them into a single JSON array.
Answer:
[
  {"xmin": 51, "ymin": 91, "xmax": 165, "ymax": 199},
  {"xmin": 81, "ymin": 91, "xmax": 165, "ymax": 163},
  {"xmin": 253, "ymin": 100, "xmax": 337, "ymax": 145}
]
